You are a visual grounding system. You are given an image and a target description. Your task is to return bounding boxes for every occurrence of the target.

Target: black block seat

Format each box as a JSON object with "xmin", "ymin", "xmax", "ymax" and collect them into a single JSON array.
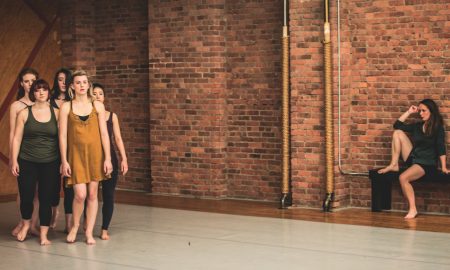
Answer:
[{"xmin": 369, "ymin": 169, "xmax": 450, "ymax": 212}]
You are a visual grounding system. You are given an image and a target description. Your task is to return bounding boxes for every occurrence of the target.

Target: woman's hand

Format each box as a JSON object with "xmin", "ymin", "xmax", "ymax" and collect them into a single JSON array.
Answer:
[
  {"xmin": 61, "ymin": 161, "xmax": 71, "ymax": 177},
  {"xmin": 407, "ymin": 105, "xmax": 418, "ymax": 114},
  {"xmin": 121, "ymin": 159, "xmax": 128, "ymax": 175},
  {"xmin": 10, "ymin": 161, "xmax": 19, "ymax": 177},
  {"xmin": 104, "ymin": 159, "xmax": 113, "ymax": 177}
]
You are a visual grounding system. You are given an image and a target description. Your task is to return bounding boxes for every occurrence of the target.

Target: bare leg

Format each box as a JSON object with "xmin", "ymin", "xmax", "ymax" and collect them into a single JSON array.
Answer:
[
  {"xmin": 50, "ymin": 206, "xmax": 59, "ymax": 229},
  {"xmin": 399, "ymin": 165, "xmax": 425, "ymax": 219},
  {"xmin": 100, "ymin": 229, "xmax": 110, "ymax": 240},
  {"xmin": 17, "ymin": 219, "xmax": 30, "ymax": 242},
  {"xmin": 67, "ymin": 184, "xmax": 87, "ymax": 243},
  {"xmin": 85, "ymin": 182, "xmax": 99, "ymax": 245},
  {"xmin": 40, "ymin": 226, "xmax": 51, "ymax": 245},
  {"xmin": 11, "ymin": 194, "xmax": 23, "ymax": 237},
  {"xmin": 378, "ymin": 130, "xmax": 413, "ymax": 174},
  {"xmin": 64, "ymin": 214, "xmax": 73, "ymax": 234}
]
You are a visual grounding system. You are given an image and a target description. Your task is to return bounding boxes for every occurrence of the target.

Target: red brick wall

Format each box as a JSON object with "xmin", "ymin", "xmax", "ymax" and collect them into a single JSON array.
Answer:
[
  {"xmin": 61, "ymin": 0, "xmax": 450, "ymax": 213},
  {"xmin": 149, "ymin": 0, "xmax": 283, "ymax": 199},
  {"xmin": 290, "ymin": 0, "xmax": 449, "ymax": 210},
  {"xmin": 225, "ymin": 1, "xmax": 283, "ymax": 200},
  {"xmin": 149, "ymin": 1, "xmax": 229, "ymax": 197},
  {"xmin": 61, "ymin": 0, "xmax": 150, "ymax": 191}
]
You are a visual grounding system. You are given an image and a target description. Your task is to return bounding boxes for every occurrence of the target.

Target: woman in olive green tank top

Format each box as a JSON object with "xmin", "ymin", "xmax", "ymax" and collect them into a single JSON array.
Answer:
[
  {"xmin": 10, "ymin": 79, "xmax": 60, "ymax": 245},
  {"xmin": 59, "ymin": 70, "xmax": 112, "ymax": 245}
]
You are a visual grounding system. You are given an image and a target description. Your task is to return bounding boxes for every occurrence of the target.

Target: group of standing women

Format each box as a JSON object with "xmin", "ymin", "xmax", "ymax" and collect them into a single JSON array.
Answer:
[{"xmin": 9, "ymin": 68, "xmax": 128, "ymax": 245}]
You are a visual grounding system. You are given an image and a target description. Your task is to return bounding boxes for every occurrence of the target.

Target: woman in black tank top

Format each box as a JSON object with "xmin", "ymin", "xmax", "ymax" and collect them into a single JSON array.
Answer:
[
  {"xmin": 8, "ymin": 68, "xmax": 39, "ymax": 238},
  {"xmin": 10, "ymin": 79, "xmax": 60, "ymax": 245},
  {"xmin": 50, "ymin": 68, "xmax": 72, "ymax": 109},
  {"xmin": 92, "ymin": 83, "xmax": 128, "ymax": 240},
  {"xmin": 49, "ymin": 68, "xmax": 74, "ymax": 233}
]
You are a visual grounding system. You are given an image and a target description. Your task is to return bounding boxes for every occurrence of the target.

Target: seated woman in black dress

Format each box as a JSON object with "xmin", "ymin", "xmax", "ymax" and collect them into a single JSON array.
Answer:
[{"xmin": 378, "ymin": 99, "xmax": 448, "ymax": 219}]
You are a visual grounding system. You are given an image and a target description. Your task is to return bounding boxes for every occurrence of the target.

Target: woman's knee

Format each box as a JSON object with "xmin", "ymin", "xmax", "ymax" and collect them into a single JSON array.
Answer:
[
  {"xmin": 74, "ymin": 192, "xmax": 86, "ymax": 203},
  {"xmin": 393, "ymin": 129, "xmax": 406, "ymax": 138},
  {"xmin": 87, "ymin": 190, "xmax": 98, "ymax": 201},
  {"xmin": 399, "ymin": 173, "xmax": 410, "ymax": 184}
]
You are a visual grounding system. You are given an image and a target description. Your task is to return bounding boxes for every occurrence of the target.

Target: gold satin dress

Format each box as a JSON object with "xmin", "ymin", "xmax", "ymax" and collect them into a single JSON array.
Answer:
[{"xmin": 66, "ymin": 102, "xmax": 106, "ymax": 185}]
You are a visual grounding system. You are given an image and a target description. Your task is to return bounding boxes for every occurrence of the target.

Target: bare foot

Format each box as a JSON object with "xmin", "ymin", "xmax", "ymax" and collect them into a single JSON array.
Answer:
[
  {"xmin": 100, "ymin": 230, "xmax": 110, "ymax": 240},
  {"xmin": 67, "ymin": 226, "xmax": 79, "ymax": 243},
  {"xmin": 86, "ymin": 234, "xmax": 96, "ymax": 245},
  {"xmin": 40, "ymin": 237, "xmax": 52, "ymax": 246},
  {"xmin": 11, "ymin": 221, "xmax": 23, "ymax": 237},
  {"xmin": 404, "ymin": 211, "xmax": 418, "ymax": 219},
  {"xmin": 29, "ymin": 227, "xmax": 40, "ymax": 237},
  {"xmin": 378, "ymin": 164, "xmax": 399, "ymax": 174},
  {"xmin": 50, "ymin": 208, "xmax": 59, "ymax": 229},
  {"xmin": 17, "ymin": 223, "xmax": 30, "ymax": 242}
]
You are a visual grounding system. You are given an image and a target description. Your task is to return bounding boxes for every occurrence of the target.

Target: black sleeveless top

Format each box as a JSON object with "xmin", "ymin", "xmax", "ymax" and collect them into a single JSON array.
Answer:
[{"xmin": 107, "ymin": 112, "xmax": 119, "ymax": 171}]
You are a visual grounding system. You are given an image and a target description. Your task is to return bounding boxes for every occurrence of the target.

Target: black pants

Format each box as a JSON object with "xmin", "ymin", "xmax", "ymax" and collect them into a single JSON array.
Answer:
[
  {"xmin": 17, "ymin": 158, "xmax": 60, "ymax": 226},
  {"xmin": 63, "ymin": 178, "xmax": 74, "ymax": 214},
  {"xmin": 50, "ymin": 176, "xmax": 62, "ymax": 207},
  {"xmin": 101, "ymin": 170, "xmax": 118, "ymax": 230}
]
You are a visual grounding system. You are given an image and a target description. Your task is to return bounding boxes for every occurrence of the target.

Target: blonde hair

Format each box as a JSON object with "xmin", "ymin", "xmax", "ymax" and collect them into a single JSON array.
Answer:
[{"xmin": 69, "ymin": 70, "xmax": 94, "ymax": 99}]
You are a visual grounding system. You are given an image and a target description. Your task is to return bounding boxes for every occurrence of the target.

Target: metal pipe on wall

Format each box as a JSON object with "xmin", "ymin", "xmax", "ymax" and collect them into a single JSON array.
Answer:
[
  {"xmin": 280, "ymin": 0, "xmax": 292, "ymax": 209},
  {"xmin": 322, "ymin": 0, "xmax": 334, "ymax": 212},
  {"xmin": 337, "ymin": 0, "xmax": 368, "ymax": 176}
]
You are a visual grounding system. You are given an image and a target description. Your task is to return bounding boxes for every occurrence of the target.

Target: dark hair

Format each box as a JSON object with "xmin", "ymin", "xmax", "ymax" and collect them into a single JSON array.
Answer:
[
  {"xmin": 419, "ymin": 99, "xmax": 444, "ymax": 137},
  {"xmin": 92, "ymin": 82, "xmax": 105, "ymax": 95},
  {"xmin": 51, "ymin": 68, "xmax": 72, "ymax": 101},
  {"xmin": 29, "ymin": 79, "xmax": 50, "ymax": 102},
  {"xmin": 17, "ymin": 68, "xmax": 39, "ymax": 100}
]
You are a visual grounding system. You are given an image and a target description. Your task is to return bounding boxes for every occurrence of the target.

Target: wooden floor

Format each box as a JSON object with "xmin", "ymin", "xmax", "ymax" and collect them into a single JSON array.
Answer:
[
  {"xmin": 2, "ymin": 190, "xmax": 449, "ymax": 234},
  {"xmin": 113, "ymin": 190, "xmax": 450, "ymax": 234}
]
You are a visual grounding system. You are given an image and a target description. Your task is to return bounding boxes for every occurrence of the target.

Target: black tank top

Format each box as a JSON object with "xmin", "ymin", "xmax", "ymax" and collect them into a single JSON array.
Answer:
[{"xmin": 107, "ymin": 112, "xmax": 118, "ymax": 170}]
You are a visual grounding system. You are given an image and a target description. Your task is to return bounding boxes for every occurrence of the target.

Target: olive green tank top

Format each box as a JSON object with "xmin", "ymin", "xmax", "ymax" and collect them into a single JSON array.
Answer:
[{"xmin": 19, "ymin": 106, "xmax": 59, "ymax": 163}]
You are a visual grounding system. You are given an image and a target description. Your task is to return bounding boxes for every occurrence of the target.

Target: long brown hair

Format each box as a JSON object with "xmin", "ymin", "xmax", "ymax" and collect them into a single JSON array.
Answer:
[
  {"xmin": 17, "ymin": 68, "xmax": 39, "ymax": 100},
  {"xmin": 420, "ymin": 99, "xmax": 444, "ymax": 137}
]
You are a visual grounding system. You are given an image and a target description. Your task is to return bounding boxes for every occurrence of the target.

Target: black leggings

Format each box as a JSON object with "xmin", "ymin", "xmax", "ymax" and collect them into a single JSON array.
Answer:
[
  {"xmin": 63, "ymin": 179, "xmax": 74, "ymax": 214},
  {"xmin": 17, "ymin": 158, "xmax": 60, "ymax": 226},
  {"xmin": 50, "ymin": 176, "xmax": 62, "ymax": 207},
  {"xmin": 101, "ymin": 171, "xmax": 118, "ymax": 230}
]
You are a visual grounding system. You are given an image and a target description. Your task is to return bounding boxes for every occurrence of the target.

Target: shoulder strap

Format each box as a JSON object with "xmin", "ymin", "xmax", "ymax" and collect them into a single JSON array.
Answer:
[
  {"xmin": 50, "ymin": 98, "xmax": 58, "ymax": 109},
  {"xmin": 19, "ymin": 100, "xmax": 29, "ymax": 107},
  {"xmin": 108, "ymin": 112, "xmax": 114, "ymax": 122},
  {"xmin": 50, "ymin": 104, "xmax": 56, "ymax": 120}
]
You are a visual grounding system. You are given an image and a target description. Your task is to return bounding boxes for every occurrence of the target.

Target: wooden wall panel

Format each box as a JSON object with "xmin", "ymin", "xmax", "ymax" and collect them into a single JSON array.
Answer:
[
  {"xmin": 0, "ymin": 0, "xmax": 61, "ymax": 195},
  {"xmin": 0, "ymin": 113, "xmax": 10, "ymax": 155},
  {"xmin": 25, "ymin": 0, "xmax": 59, "ymax": 23},
  {"xmin": 0, "ymin": 160, "xmax": 17, "ymax": 194},
  {"xmin": 31, "ymin": 22, "xmax": 62, "ymax": 85},
  {"xmin": 0, "ymin": 1, "xmax": 44, "ymax": 105}
]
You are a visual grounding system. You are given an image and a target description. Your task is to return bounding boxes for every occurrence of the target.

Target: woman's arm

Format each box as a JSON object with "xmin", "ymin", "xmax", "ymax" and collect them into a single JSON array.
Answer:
[
  {"xmin": 94, "ymin": 101, "xmax": 112, "ymax": 175},
  {"xmin": 59, "ymin": 102, "xmax": 71, "ymax": 177},
  {"xmin": 436, "ymin": 126, "xmax": 448, "ymax": 173},
  {"xmin": 10, "ymin": 110, "xmax": 27, "ymax": 176},
  {"xmin": 440, "ymin": 155, "xmax": 448, "ymax": 174},
  {"xmin": 8, "ymin": 102, "xmax": 22, "ymax": 163},
  {"xmin": 112, "ymin": 113, "xmax": 128, "ymax": 175},
  {"xmin": 393, "ymin": 105, "xmax": 418, "ymax": 132}
]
